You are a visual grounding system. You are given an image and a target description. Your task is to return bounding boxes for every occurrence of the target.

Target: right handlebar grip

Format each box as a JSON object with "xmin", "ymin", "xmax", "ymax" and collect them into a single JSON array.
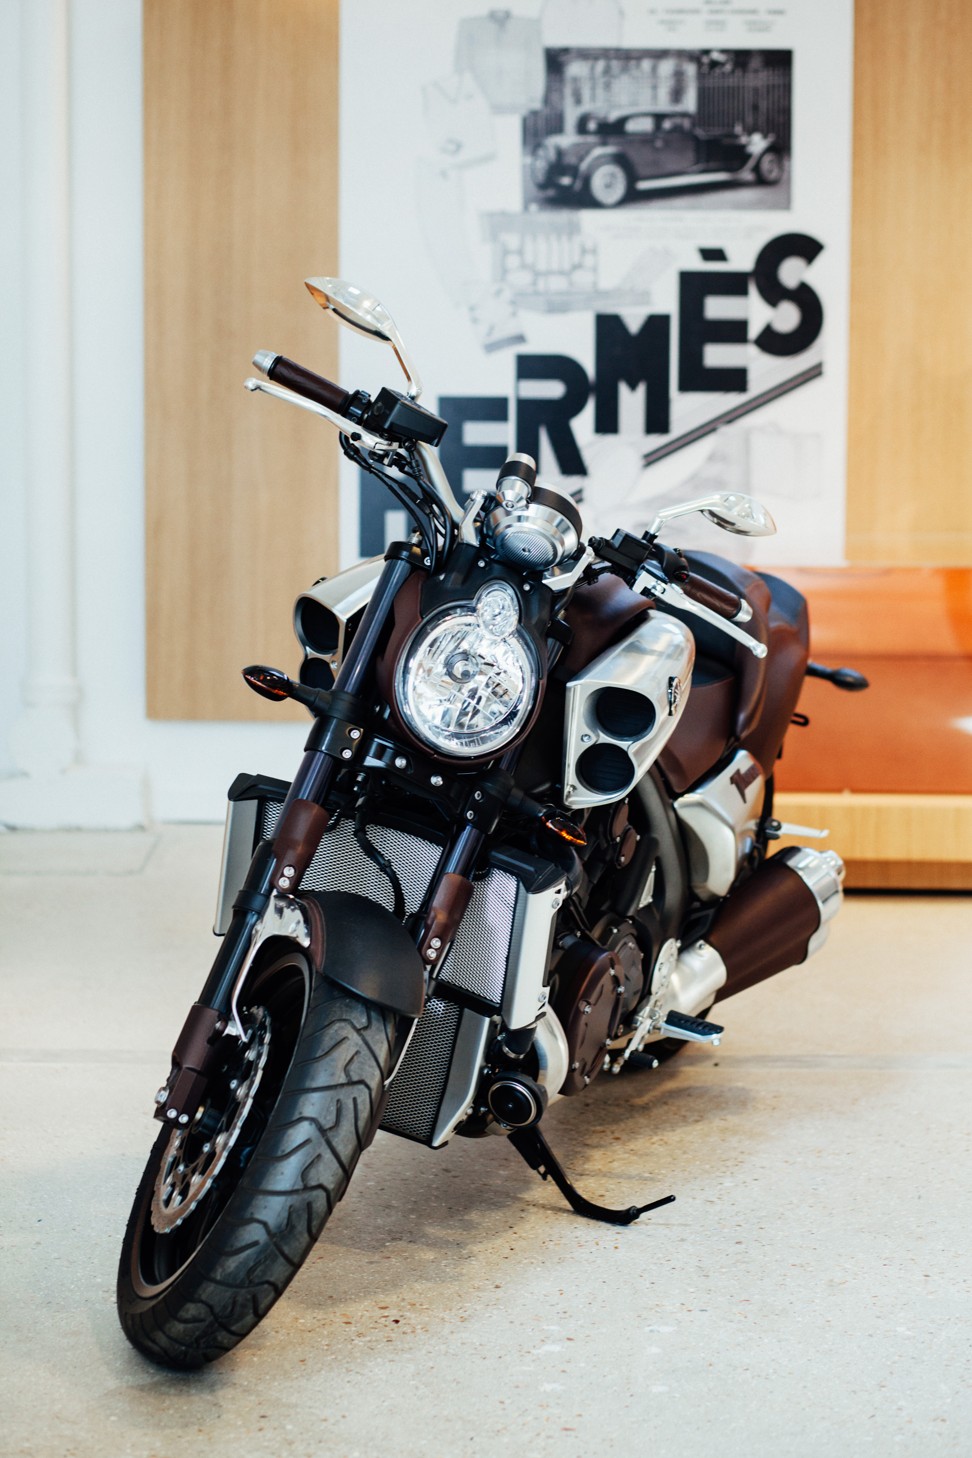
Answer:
[
  {"xmin": 263, "ymin": 354, "xmax": 352, "ymax": 416},
  {"xmin": 680, "ymin": 572, "xmax": 744, "ymax": 621}
]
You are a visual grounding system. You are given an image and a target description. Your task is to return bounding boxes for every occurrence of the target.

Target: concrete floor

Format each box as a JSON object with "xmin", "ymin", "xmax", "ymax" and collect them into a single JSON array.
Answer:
[{"xmin": 1, "ymin": 825, "xmax": 970, "ymax": 1458}]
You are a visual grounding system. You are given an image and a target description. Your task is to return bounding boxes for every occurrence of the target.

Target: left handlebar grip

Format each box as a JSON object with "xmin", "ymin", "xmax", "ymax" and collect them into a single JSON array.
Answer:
[
  {"xmin": 254, "ymin": 351, "xmax": 353, "ymax": 416},
  {"xmin": 679, "ymin": 571, "xmax": 745, "ymax": 621}
]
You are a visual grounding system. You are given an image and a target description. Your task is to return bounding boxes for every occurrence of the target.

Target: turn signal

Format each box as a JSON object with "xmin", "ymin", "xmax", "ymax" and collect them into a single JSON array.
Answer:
[{"xmin": 541, "ymin": 810, "xmax": 587, "ymax": 847}]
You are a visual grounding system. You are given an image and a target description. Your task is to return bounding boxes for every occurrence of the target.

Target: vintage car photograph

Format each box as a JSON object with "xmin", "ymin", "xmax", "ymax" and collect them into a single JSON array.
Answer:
[
  {"xmin": 530, "ymin": 110, "xmax": 784, "ymax": 207},
  {"xmin": 524, "ymin": 48, "xmax": 792, "ymax": 211}
]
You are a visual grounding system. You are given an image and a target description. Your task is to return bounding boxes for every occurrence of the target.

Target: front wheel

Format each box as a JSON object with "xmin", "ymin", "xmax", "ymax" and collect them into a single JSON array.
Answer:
[
  {"xmin": 117, "ymin": 947, "xmax": 399, "ymax": 1369},
  {"xmin": 586, "ymin": 159, "xmax": 630, "ymax": 208}
]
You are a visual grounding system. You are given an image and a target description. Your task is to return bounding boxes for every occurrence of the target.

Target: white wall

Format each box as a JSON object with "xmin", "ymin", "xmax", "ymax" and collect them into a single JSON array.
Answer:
[{"xmin": 1, "ymin": 0, "xmax": 309, "ymax": 824}]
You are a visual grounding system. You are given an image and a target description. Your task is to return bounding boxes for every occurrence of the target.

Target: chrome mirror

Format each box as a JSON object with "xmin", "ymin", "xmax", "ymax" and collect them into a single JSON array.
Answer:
[
  {"xmin": 304, "ymin": 277, "xmax": 422, "ymax": 399},
  {"xmin": 649, "ymin": 492, "xmax": 776, "ymax": 538}
]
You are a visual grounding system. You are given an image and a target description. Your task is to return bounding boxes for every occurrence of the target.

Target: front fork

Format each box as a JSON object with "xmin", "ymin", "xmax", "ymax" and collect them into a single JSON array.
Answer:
[{"xmin": 153, "ymin": 549, "xmax": 421, "ymax": 1126}]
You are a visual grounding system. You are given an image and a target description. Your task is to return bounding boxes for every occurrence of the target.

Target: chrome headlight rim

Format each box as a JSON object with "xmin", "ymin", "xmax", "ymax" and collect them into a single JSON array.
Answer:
[{"xmin": 393, "ymin": 600, "xmax": 540, "ymax": 761}]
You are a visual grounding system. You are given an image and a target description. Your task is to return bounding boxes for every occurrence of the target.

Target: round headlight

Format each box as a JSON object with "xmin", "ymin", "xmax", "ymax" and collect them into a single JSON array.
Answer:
[{"xmin": 395, "ymin": 597, "xmax": 538, "ymax": 758}]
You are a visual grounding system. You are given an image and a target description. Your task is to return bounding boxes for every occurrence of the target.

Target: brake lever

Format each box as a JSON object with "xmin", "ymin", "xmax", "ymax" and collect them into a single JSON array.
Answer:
[
  {"xmin": 636, "ymin": 569, "xmax": 768, "ymax": 659},
  {"xmin": 243, "ymin": 376, "xmax": 395, "ymax": 455}
]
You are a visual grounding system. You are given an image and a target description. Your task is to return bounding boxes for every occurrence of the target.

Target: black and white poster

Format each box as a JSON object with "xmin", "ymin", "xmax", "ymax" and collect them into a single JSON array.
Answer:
[{"xmin": 338, "ymin": 1, "xmax": 852, "ymax": 567}]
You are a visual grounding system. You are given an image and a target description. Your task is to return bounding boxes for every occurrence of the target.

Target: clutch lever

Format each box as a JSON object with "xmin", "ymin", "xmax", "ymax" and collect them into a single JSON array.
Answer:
[{"xmin": 635, "ymin": 567, "xmax": 768, "ymax": 659}]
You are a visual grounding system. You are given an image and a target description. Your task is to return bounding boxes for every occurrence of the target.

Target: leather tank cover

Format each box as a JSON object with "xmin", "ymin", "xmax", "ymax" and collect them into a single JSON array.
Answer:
[
  {"xmin": 300, "ymin": 890, "xmax": 426, "ymax": 1018},
  {"xmin": 555, "ymin": 573, "xmax": 651, "ymax": 681}
]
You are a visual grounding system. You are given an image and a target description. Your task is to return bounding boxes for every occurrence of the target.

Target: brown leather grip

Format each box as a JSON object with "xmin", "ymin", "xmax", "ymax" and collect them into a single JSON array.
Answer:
[
  {"xmin": 268, "ymin": 355, "xmax": 353, "ymax": 416},
  {"xmin": 680, "ymin": 571, "xmax": 743, "ymax": 621}
]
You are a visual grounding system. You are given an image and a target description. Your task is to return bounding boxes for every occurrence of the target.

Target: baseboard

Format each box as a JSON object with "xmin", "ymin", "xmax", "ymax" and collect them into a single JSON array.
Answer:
[{"xmin": 774, "ymin": 791, "xmax": 972, "ymax": 886}]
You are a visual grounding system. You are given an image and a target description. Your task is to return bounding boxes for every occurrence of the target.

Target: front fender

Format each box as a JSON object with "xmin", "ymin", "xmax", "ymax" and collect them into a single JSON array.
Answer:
[{"xmin": 301, "ymin": 890, "xmax": 426, "ymax": 1018}]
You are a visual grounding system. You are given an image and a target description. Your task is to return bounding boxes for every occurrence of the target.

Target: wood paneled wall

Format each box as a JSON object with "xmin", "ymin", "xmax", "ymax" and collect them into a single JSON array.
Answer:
[
  {"xmin": 846, "ymin": 0, "xmax": 972, "ymax": 566},
  {"xmin": 144, "ymin": 0, "xmax": 340, "ymax": 720}
]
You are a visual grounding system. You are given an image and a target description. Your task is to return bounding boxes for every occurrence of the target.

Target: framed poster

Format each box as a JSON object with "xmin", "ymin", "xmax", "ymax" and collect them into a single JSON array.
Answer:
[{"xmin": 338, "ymin": 1, "xmax": 853, "ymax": 570}]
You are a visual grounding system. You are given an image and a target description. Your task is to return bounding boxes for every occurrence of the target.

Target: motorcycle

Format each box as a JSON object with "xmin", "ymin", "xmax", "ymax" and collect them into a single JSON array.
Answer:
[{"xmin": 117, "ymin": 277, "xmax": 867, "ymax": 1369}]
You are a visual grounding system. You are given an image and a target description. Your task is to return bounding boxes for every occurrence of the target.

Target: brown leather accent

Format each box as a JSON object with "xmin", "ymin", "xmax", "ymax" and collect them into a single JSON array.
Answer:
[
  {"xmin": 741, "ymin": 571, "xmax": 810, "ymax": 775},
  {"xmin": 266, "ymin": 354, "xmax": 352, "ymax": 416},
  {"xmin": 555, "ymin": 573, "xmax": 652, "ymax": 681},
  {"xmin": 419, "ymin": 872, "xmax": 474, "ymax": 962},
  {"xmin": 707, "ymin": 857, "xmax": 821, "ymax": 1000},
  {"xmin": 373, "ymin": 571, "xmax": 424, "ymax": 713},
  {"xmin": 680, "ymin": 571, "xmax": 743, "ymax": 620},
  {"xmin": 658, "ymin": 667, "xmax": 736, "ymax": 792},
  {"xmin": 270, "ymin": 798, "xmax": 331, "ymax": 891}
]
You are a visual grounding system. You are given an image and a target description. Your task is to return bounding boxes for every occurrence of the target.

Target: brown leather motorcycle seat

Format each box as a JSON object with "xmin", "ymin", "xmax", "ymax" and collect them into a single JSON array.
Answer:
[{"xmin": 659, "ymin": 553, "xmax": 809, "ymax": 787}]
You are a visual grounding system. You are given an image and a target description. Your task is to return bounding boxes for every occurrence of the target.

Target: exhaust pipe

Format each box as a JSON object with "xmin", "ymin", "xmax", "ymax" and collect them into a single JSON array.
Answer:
[{"xmin": 665, "ymin": 847, "xmax": 845, "ymax": 1019}]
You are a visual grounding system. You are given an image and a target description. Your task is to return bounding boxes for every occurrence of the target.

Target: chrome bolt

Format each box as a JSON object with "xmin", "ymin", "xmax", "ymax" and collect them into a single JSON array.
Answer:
[
  {"xmin": 229, "ymin": 1079, "xmax": 238, "ymax": 1091},
  {"xmin": 349, "ymin": 728, "xmax": 362, "ymax": 741},
  {"xmin": 202, "ymin": 1142, "xmax": 212, "ymax": 1154},
  {"xmin": 283, "ymin": 864, "xmax": 296, "ymax": 877},
  {"xmin": 430, "ymin": 937, "xmax": 442, "ymax": 949},
  {"xmin": 466, "ymin": 810, "xmax": 475, "ymax": 821},
  {"xmin": 278, "ymin": 876, "xmax": 291, "ymax": 889},
  {"xmin": 430, "ymin": 774, "xmax": 443, "ymax": 787},
  {"xmin": 395, "ymin": 756, "xmax": 407, "ymax": 769},
  {"xmin": 473, "ymin": 791, "xmax": 483, "ymax": 801},
  {"xmin": 477, "ymin": 559, "xmax": 486, "ymax": 568},
  {"xmin": 426, "ymin": 947, "xmax": 438, "ymax": 961},
  {"xmin": 166, "ymin": 1109, "xmax": 178, "ymax": 1120},
  {"xmin": 154, "ymin": 1088, "xmax": 167, "ymax": 1105},
  {"xmin": 581, "ymin": 733, "xmax": 592, "ymax": 743},
  {"xmin": 582, "ymin": 1002, "xmax": 592, "ymax": 1015},
  {"xmin": 424, "ymin": 557, "xmax": 432, "ymax": 566},
  {"xmin": 341, "ymin": 748, "xmax": 353, "ymax": 760},
  {"xmin": 571, "ymin": 1060, "xmax": 580, "ymax": 1071},
  {"xmin": 524, "ymin": 583, "xmax": 532, "ymax": 592},
  {"xmin": 178, "ymin": 1113, "xmax": 190, "ymax": 1125}
]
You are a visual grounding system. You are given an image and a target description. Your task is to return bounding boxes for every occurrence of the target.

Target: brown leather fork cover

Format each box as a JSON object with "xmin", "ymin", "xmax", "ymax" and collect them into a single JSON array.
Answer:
[
  {"xmin": 707, "ymin": 856, "xmax": 821, "ymax": 1000},
  {"xmin": 271, "ymin": 798, "xmax": 331, "ymax": 891}
]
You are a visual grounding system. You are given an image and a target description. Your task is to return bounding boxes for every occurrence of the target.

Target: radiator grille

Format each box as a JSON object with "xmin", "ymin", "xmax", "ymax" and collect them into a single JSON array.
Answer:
[
  {"xmin": 439, "ymin": 868, "xmax": 517, "ymax": 1005},
  {"xmin": 259, "ymin": 802, "xmax": 440, "ymax": 916},
  {"xmin": 380, "ymin": 996, "xmax": 460, "ymax": 1142}
]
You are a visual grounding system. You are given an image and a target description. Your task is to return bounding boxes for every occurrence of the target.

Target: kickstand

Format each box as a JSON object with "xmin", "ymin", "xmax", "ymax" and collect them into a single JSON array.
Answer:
[{"xmin": 508, "ymin": 1125, "xmax": 675, "ymax": 1226}]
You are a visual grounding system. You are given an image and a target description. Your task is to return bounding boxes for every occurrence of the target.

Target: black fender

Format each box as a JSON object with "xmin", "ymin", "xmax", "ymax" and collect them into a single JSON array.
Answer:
[{"xmin": 299, "ymin": 890, "xmax": 425, "ymax": 1019}]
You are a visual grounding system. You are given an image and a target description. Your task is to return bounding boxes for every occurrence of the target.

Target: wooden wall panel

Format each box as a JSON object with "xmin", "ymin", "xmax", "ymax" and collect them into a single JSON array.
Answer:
[
  {"xmin": 145, "ymin": 0, "xmax": 340, "ymax": 720},
  {"xmin": 846, "ymin": 0, "xmax": 972, "ymax": 565}
]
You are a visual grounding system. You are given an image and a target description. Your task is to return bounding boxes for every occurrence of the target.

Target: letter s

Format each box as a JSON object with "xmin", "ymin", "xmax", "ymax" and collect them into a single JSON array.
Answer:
[{"xmin": 753, "ymin": 233, "xmax": 824, "ymax": 358}]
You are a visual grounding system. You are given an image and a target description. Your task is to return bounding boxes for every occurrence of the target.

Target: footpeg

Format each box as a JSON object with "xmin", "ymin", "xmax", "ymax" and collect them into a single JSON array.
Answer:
[
  {"xmin": 509, "ymin": 1125, "xmax": 675, "ymax": 1226},
  {"xmin": 659, "ymin": 1010, "xmax": 724, "ymax": 1044}
]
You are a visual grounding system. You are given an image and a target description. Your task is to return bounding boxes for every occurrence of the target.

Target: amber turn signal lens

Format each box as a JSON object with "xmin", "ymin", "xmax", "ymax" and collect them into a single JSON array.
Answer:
[{"xmin": 541, "ymin": 811, "xmax": 587, "ymax": 847}]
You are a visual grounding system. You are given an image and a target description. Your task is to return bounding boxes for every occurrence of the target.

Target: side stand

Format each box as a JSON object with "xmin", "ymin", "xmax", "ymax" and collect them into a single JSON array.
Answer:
[{"xmin": 508, "ymin": 1125, "xmax": 675, "ymax": 1226}]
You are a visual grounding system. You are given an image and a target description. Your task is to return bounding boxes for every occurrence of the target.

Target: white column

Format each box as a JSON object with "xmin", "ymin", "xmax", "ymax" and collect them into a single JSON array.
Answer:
[{"xmin": 0, "ymin": 0, "xmax": 145, "ymax": 828}]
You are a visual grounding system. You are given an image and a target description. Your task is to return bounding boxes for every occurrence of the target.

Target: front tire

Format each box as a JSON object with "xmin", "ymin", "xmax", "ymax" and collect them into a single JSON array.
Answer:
[
  {"xmin": 117, "ymin": 948, "xmax": 399, "ymax": 1369},
  {"xmin": 755, "ymin": 148, "xmax": 783, "ymax": 184},
  {"xmin": 587, "ymin": 159, "xmax": 630, "ymax": 208}
]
